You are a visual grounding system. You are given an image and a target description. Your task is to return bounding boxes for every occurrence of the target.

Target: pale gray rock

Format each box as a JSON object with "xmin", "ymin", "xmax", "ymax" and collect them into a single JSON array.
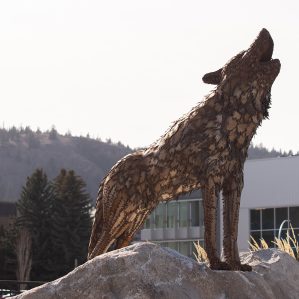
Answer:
[{"xmin": 11, "ymin": 242, "xmax": 299, "ymax": 299}]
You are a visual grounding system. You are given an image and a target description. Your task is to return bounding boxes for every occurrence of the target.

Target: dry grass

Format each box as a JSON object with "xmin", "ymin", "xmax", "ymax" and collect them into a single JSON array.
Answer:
[
  {"xmin": 194, "ymin": 226, "xmax": 299, "ymax": 264},
  {"xmin": 273, "ymin": 224, "xmax": 299, "ymax": 261},
  {"xmin": 193, "ymin": 241, "xmax": 208, "ymax": 263},
  {"xmin": 249, "ymin": 225, "xmax": 299, "ymax": 261},
  {"xmin": 248, "ymin": 235, "xmax": 269, "ymax": 251}
]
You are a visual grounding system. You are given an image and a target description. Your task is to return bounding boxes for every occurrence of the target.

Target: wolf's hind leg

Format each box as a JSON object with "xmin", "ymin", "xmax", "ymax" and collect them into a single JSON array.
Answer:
[
  {"xmin": 114, "ymin": 210, "xmax": 152, "ymax": 250},
  {"xmin": 88, "ymin": 232, "xmax": 116, "ymax": 260}
]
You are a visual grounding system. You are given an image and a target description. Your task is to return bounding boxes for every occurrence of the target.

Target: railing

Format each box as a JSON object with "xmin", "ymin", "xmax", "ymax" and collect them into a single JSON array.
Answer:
[
  {"xmin": 278, "ymin": 219, "xmax": 291, "ymax": 239},
  {"xmin": 0, "ymin": 280, "xmax": 46, "ymax": 297}
]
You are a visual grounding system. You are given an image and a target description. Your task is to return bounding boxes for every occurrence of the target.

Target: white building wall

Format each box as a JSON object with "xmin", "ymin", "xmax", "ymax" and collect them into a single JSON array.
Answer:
[{"xmin": 237, "ymin": 156, "xmax": 299, "ymax": 251}]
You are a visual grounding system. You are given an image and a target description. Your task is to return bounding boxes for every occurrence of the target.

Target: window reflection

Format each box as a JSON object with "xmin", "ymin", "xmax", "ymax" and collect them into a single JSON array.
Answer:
[
  {"xmin": 158, "ymin": 240, "xmax": 204, "ymax": 259},
  {"xmin": 261, "ymin": 230, "xmax": 275, "ymax": 248},
  {"xmin": 275, "ymin": 208, "xmax": 288, "ymax": 229},
  {"xmin": 250, "ymin": 206, "xmax": 299, "ymax": 250},
  {"xmin": 250, "ymin": 231, "xmax": 261, "ymax": 246},
  {"xmin": 167, "ymin": 242, "xmax": 178, "ymax": 251},
  {"xmin": 144, "ymin": 199, "xmax": 205, "ymax": 229},
  {"xmin": 167, "ymin": 202, "xmax": 176, "ymax": 228},
  {"xmin": 179, "ymin": 242, "xmax": 190, "ymax": 256},
  {"xmin": 155, "ymin": 204, "xmax": 164, "ymax": 228},
  {"xmin": 144, "ymin": 216, "xmax": 150, "ymax": 229},
  {"xmin": 190, "ymin": 201, "xmax": 199, "ymax": 226},
  {"xmin": 293, "ymin": 229, "xmax": 299, "ymax": 243},
  {"xmin": 199, "ymin": 200, "xmax": 204, "ymax": 227},
  {"xmin": 149, "ymin": 213, "xmax": 155, "ymax": 229},
  {"xmin": 262, "ymin": 209, "xmax": 274, "ymax": 229},
  {"xmin": 179, "ymin": 202, "xmax": 189, "ymax": 227},
  {"xmin": 290, "ymin": 207, "xmax": 299, "ymax": 228},
  {"xmin": 250, "ymin": 209, "xmax": 260, "ymax": 230}
]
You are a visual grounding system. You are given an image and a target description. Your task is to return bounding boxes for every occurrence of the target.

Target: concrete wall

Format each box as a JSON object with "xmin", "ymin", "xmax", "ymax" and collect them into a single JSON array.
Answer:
[{"xmin": 237, "ymin": 156, "xmax": 299, "ymax": 251}]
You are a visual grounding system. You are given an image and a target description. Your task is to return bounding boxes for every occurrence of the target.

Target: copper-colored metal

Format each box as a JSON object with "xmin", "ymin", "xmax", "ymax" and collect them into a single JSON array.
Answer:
[{"xmin": 88, "ymin": 29, "xmax": 280, "ymax": 271}]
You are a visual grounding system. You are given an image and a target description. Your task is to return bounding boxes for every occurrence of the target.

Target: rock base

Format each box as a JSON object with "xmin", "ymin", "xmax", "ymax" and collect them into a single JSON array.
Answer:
[{"xmin": 12, "ymin": 242, "xmax": 299, "ymax": 299}]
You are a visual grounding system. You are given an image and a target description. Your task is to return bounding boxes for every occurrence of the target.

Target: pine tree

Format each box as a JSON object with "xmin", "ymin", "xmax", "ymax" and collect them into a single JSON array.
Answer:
[
  {"xmin": 0, "ymin": 223, "xmax": 17, "ymax": 281},
  {"xmin": 16, "ymin": 169, "xmax": 55, "ymax": 281},
  {"xmin": 48, "ymin": 126, "xmax": 58, "ymax": 140},
  {"xmin": 52, "ymin": 169, "xmax": 92, "ymax": 276}
]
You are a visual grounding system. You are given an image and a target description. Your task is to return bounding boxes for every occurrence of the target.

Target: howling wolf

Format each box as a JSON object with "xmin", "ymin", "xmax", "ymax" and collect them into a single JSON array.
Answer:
[{"xmin": 88, "ymin": 28, "xmax": 280, "ymax": 271}]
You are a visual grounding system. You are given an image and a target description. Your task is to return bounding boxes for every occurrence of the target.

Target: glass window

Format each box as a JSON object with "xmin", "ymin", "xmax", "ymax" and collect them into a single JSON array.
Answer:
[
  {"xmin": 290, "ymin": 207, "xmax": 299, "ymax": 228},
  {"xmin": 250, "ymin": 209, "xmax": 261, "ymax": 230},
  {"xmin": 159, "ymin": 242, "xmax": 168, "ymax": 248},
  {"xmin": 155, "ymin": 204, "xmax": 164, "ymax": 228},
  {"xmin": 261, "ymin": 230, "xmax": 275, "ymax": 248},
  {"xmin": 292, "ymin": 229, "xmax": 299, "ymax": 243},
  {"xmin": 144, "ymin": 216, "xmax": 150, "ymax": 229},
  {"xmin": 276, "ymin": 229, "xmax": 288, "ymax": 239},
  {"xmin": 146, "ymin": 213, "xmax": 154, "ymax": 229},
  {"xmin": 190, "ymin": 201, "xmax": 199, "ymax": 226},
  {"xmin": 199, "ymin": 200, "xmax": 204, "ymax": 227},
  {"xmin": 179, "ymin": 202, "xmax": 189, "ymax": 227},
  {"xmin": 167, "ymin": 202, "xmax": 176, "ymax": 228},
  {"xmin": 250, "ymin": 206, "xmax": 299, "ymax": 251},
  {"xmin": 275, "ymin": 208, "xmax": 288, "ymax": 229},
  {"xmin": 276, "ymin": 228, "xmax": 298, "ymax": 239},
  {"xmin": 168, "ymin": 242, "xmax": 178, "ymax": 251},
  {"xmin": 179, "ymin": 242, "xmax": 190, "ymax": 256},
  {"xmin": 262, "ymin": 208, "xmax": 274, "ymax": 229},
  {"xmin": 250, "ymin": 231, "xmax": 261, "ymax": 245}
]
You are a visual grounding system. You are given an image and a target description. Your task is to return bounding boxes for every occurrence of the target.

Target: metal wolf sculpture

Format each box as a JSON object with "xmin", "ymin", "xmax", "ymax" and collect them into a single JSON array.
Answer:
[{"xmin": 88, "ymin": 28, "xmax": 280, "ymax": 271}]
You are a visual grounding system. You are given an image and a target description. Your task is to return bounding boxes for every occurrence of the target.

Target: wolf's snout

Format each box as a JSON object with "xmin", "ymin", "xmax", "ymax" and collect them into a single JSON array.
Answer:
[{"xmin": 257, "ymin": 28, "xmax": 274, "ymax": 62}]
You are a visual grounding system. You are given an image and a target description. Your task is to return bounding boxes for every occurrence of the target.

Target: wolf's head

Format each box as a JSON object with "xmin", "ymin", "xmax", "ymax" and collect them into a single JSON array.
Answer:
[{"xmin": 203, "ymin": 28, "xmax": 280, "ymax": 118}]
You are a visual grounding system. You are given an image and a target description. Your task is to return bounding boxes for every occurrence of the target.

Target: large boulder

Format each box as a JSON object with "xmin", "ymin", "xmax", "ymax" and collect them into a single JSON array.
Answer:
[{"xmin": 12, "ymin": 242, "xmax": 299, "ymax": 299}]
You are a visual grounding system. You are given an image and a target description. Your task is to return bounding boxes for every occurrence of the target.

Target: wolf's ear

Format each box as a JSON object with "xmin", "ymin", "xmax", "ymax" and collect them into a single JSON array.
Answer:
[{"xmin": 202, "ymin": 68, "xmax": 222, "ymax": 85}]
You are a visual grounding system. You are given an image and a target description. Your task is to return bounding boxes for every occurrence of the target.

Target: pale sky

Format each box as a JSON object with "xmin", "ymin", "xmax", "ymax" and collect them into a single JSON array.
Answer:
[{"xmin": 0, "ymin": 1, "xmax": 298, "ymax": 151}]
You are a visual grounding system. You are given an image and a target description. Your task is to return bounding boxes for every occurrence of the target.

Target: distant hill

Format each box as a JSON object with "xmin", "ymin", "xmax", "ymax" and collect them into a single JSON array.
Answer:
[
  {"xmin": 0, "ymin": 127, "xmax": 296, "ymax": 203},
  {"xmin": 0, "ymin": 127, "xmax": 132, "ymax": 203}
]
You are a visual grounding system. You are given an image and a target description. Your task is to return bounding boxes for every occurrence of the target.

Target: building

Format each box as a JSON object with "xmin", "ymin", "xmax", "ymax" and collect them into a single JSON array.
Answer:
[
  {"xmin": 0, "ymin": 202, "xmax": 16, "ymax": 228},
  {"xmin": 141, "ymin": 190, "xmax": 207, "ymax": 258},
  {"xmin": 237, "ymin": 156, "xmax": 299, "ymax": 251},
  {"xmin": 140, "ymin": 156, "xmax": 299, "ymax": 256}
]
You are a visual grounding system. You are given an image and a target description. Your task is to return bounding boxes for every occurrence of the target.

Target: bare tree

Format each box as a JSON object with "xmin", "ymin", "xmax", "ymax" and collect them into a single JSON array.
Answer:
[{"xmin": 16, "ymin": 229, "xmax": 32, "ymax": 290}]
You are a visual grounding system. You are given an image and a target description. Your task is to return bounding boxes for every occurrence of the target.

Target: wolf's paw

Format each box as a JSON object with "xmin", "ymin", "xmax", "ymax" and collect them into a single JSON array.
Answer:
[
  {"xmin": 210, "ymin": 261, "xmax": 252, "ymax": 271},
  {"xmin": 239, "ymin": 263, "xmax": 252, "ymax": 272},
  {"xmin": 229, "ymin": 262, "xmax": 252, "ymax": 272},
  {"xmin": 210, "ymin": 261, "xmax": 231, "ymax": 270}
]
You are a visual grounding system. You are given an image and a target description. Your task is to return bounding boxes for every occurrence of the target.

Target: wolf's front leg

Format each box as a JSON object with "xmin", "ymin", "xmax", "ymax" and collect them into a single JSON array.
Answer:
[
  {"xmin": 222, "ymin": 174, "xmax": 252, "ymax": 271},
  {"xmin": 202, "ymin": 178, "xmax": 230, "ymax": 270}
]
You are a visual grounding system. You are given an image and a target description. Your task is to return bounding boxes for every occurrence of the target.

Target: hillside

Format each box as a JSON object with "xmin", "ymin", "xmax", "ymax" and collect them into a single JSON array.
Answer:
[
  {"xmin": 0, "ymin": 127, "xmax": 296, "ymax": 204},
  {"xmin": 0, "ymin": 127, "xmax": 132, "ymax": 203}
]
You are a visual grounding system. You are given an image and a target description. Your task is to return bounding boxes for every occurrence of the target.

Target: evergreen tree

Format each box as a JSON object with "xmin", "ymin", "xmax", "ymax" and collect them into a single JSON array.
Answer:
[
  {"xmin": 0, "ymin": 223, "xmax": 17, "ymax": 281},
  {"xmin": 16, "ymin": 169, "xmax": 55, "ymax": 281},
  {"xmin": 48, "ymin": 126, "xmax": 58, "ymax": 140},
  {"xmin": 52, "ymin": 169, "xmax": 92, "ymax": 276}
]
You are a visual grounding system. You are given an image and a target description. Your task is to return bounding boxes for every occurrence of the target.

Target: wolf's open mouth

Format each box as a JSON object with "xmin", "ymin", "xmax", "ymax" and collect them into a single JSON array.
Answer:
[{"xmin": 259, "ymin": 42, "xmax": 273, "ymax": 62}]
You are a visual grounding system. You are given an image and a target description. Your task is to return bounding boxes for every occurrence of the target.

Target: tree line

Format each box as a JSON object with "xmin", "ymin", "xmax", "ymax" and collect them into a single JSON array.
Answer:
[
  {"xmin": 0, "ymin": 168, "xmax": 93, "ymax": 283},
  {"xmin": 0, "ymin": 125, "xmax": 130, "ymax": 147},
  {"xmin": 0, "ymin": 126, "xmax": 132, "ymax": 202}
]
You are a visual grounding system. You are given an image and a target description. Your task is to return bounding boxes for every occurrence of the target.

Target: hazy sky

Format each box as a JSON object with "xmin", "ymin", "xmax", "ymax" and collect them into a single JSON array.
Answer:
[{"xmin": 0, "ymin": 1, "xmax": 298, "ymax": 151}]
